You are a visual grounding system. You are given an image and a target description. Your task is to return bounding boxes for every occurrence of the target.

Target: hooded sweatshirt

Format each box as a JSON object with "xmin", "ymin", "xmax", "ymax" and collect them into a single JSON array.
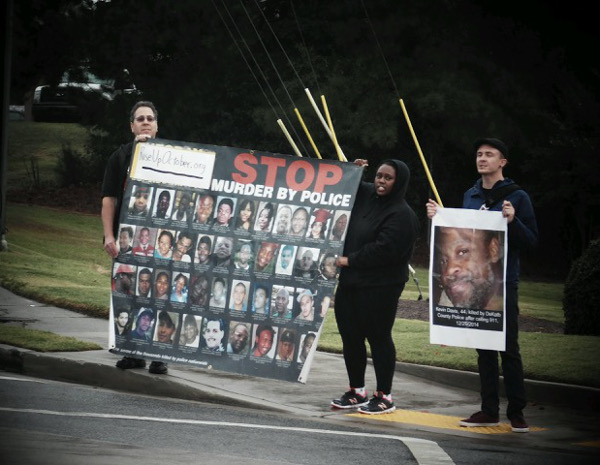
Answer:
[
  {"xmin": 338, "ymin": 159, "xmax": 419, "ymax": 288},
  {"xmin": 463, "ymin": 177, "xmax": 538, "ymax": 286}
]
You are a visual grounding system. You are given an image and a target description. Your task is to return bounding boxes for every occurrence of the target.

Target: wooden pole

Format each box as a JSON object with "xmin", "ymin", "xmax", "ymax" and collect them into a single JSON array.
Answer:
[
  {"xmin": 294, "ymin": 108, "xmax": 322, "ymax": 159},
  {"xmin": 277, "ymin": 119, "xmax": 303, "ymax": 157},
  {"xmin": 321, "ymin": 95, "xmax": 347, "ymax": 162},
  {"xmin": 399, "ymin": 98, "xmax": 443, "ymax": 206}
]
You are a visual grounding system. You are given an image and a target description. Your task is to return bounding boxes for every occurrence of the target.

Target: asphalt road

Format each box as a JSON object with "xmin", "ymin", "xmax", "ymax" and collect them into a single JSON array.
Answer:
[{"xmin": 2, "ymin": 373, "xmax": 598, "ymax": 465}]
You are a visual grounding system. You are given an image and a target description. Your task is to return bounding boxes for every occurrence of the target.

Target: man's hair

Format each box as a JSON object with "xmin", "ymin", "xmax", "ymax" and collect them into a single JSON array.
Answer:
[
  {"xmin": 256, "ymin": 323, "xmax": 274, "ymax": 338},
  {"xmin": 254, "ymin": 284, "xmax": 268, "ymax": 297},
  {"xmin": 238, "ymin": 242, "xmax": 252, "ymax": 254},
  {"xmin": 293, "ymin": 206, "xmax": 308, "ymax": 217},
  {"xmin": 280, "ymin": 329, "xmax": 295, "ymax": 343},
  {"xmin": 207, "ymin": 318, "xmax": 225, "ymax": 331},
  {"xmin": 320, "ymin": 252, "xmax": 337, "ymax": 271},
  {"xmin": 158, "ymin": 311, "xmax": 174, "ymax": 328},
  {"xmin": 116, "ymin": 307, "xmax": 130, "ymax": 317},
  {"xmin": 198, "ymin": 235, "xmax": 212, "ymax": 248},
  {"xmin": 192, "ymin": 273, "xmax": 208, "ymax": 286},
  {"xmin": 130, "ymin": 101, "xmax": 158, "ymax": 122},
  {"xmin": 139, "ymin": 267, "xmax": 152, "ymax": 276},
  {"xmin": 184, "ymin": 314, "xmax": 197, "ymax": 327},
  {"xmin": 278, "ymin": 205, "xmax": 292, "ymax": 216},
  {"xmin": 260, "ymin": 241, "xmax": 279, "ymax": 255},
  {"xmin": 120, "ymin": 226, "xmax": 133, "ymax": 239},
  {"xmin": 233, "ymin": 322, "xmax": 248, "ymax": 333},
  {"xmin": 218, "ymin": 198, "xmax": 234, "ymax": 211},
  {"xmin": 276, "ymin": 287, "xmax": 290, "ymax": 299},
  {"xmin": 303, "ymin": 332, "xmax": 316, "ymax": 347},
  {"xmin": 178, "ymin": 231, "xmax": 192, "ymax": 242}
]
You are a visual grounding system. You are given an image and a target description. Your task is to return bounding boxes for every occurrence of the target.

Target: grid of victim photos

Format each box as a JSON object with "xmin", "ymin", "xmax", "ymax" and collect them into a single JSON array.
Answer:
[{"xmin": 111, "ymin": 181, "xmax": 351, "ymax": 369}]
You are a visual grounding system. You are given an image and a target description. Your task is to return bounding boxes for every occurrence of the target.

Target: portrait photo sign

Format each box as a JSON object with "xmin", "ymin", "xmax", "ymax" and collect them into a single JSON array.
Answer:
[{"xmin": 429, "ymin": 208, "xmax": 508, "ymax": 351}]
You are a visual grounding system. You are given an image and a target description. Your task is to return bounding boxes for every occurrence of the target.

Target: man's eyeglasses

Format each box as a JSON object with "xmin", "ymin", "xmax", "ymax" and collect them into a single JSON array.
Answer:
[{"xmin": 134, "ymin": 115, "xmax": 156, "ymax": 122}]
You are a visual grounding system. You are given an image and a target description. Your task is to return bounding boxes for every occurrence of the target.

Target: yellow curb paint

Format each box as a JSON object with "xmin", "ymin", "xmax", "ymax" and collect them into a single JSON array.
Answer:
[{"xmin": 347, "ymin": 409, "xmax": 546, "ymax": 434}]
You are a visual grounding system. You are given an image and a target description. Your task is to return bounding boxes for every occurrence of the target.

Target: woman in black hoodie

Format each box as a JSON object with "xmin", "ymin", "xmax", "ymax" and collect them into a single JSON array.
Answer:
[{"xmin": 331, "ymin": 159, "xmax": 419, "ymax": 414}]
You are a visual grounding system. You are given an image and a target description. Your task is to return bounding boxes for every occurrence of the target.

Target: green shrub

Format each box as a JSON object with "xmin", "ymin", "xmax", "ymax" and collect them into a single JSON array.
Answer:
[
  {"xmin": 55, "ymin": 144, "xmax": 91, "ymax": 187},
  {"xmin": 53, "ymin": 94, "xmax": 142, "ymax": 188},
  {"xmin": 563, "ymin": 239, "xmax": 600, "ymax": 335}
]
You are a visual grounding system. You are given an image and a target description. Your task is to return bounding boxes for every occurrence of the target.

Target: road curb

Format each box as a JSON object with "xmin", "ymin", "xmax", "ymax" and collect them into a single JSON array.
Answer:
[
  {"xmin": 2, "ymin": 345, "xmax": 599, "ymax": 412},
  {"xmin": 0, "ymin": 346, "xmax": 283, "ymax": 412},
  {"xmin": 395, "ymin": 361, "xmax": 600, "ymax": 411}
]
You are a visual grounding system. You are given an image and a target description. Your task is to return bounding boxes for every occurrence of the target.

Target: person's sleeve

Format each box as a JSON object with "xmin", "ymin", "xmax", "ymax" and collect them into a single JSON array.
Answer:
[
  {"xmin": 348, "ymin": 208, "xmax": 418, "ymax": 269},
  {"xmin": 508, "ymin": 191, "xmax": 539, "ymax": 250},
  {"xmin": 101, "ymin": 150, "xmax": 121, "ymax": 199}
]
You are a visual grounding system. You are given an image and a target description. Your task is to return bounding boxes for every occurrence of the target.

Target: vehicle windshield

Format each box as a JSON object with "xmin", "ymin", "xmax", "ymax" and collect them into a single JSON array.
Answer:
[{"xmin": 61, "ymin": 69, "xmax": 114, "ymax": 87}]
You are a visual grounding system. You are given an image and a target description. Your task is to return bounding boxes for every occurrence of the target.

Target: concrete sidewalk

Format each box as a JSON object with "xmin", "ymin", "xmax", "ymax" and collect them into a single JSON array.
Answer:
[{"xmin": 1, "ymin": 286, "xmax": 599, "ymax": 451}]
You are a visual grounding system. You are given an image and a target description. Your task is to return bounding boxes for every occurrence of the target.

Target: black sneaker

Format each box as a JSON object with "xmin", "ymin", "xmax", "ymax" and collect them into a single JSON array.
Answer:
[
  {"xmin": 509, "ymin": 414, "xmax": 529, "ymax": 433},
  {"xmin": 331, "ymin": 390, "xmax": 368, "ymax": 409},
  {"xmin": 459, "ymin": 411, "xmax": 500, "ymax": 427},
  {"xmin": 149, "ymin": 361, "xmax": 168, "ymax": 374},
  {"xmin": 116, "ymin": 356, "xmax": 146, "ymax": 369},
  {"xmin": 358, "ymin": 392, "xmax": 396, "ymax": 415}
]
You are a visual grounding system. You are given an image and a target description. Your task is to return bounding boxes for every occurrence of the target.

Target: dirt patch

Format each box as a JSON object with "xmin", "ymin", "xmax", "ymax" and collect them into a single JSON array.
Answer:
[{"xmin": 397, "ymin": 299, "xmax": 564, "ymax": 334}]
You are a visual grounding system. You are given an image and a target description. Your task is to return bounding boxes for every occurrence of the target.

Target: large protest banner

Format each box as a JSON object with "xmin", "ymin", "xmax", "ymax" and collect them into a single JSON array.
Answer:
[
  {"xmin": 429, "ymin": 208, "xmax": 507, "ymax": 351},
  {"xmin": 108, "ymin": 138, "xmax": 363, "ymax": 382}
]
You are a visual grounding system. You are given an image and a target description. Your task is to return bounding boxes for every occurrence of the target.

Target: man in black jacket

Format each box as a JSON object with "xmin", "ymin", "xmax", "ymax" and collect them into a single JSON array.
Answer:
[{"xmin": 101, "ymin": 101, "xmax": 168, "ymax": 375}]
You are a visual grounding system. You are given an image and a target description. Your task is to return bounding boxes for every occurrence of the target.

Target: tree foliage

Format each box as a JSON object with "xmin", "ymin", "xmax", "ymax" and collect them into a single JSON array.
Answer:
[
  {"xmin": 10, "ymin": 0, "xmax": 599, "ymax": 276},
  {"xmin": 563, "ymin": 240, "xmax": 600, "ymax": 335}
]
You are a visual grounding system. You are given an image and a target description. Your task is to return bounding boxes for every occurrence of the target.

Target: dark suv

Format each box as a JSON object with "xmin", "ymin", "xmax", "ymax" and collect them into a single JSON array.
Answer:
[{"xmin": 32, "ymin": 69, "xmax": 139, "ymax": 123}]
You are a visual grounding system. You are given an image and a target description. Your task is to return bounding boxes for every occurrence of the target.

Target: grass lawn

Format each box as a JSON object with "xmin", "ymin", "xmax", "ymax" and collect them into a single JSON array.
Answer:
[
  {"xmin": 319, "ymin": 315, "xmax": 600, "ymax": 388},
  {"xmin": 0, "ymin": 325, "xmax": 101, "ymax": 352},
  {"xmin": 2, "ymin": 120, "xmax": 598, "ymax": 388},
  {"xmin": 7, "ymin": 121, "xmax": 88, "ymax": 190},
  {"xmin": 1, "ymin": 203, "xmax": 599, "ymax": 387},
  {"xmin": 0, "ymin": 204, "xmax": 111, "ymax": 317}
]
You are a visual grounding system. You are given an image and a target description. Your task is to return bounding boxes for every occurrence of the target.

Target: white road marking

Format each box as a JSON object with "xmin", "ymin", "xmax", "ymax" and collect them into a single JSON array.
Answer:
[
  {"xmin": 0, "ymin": 407, "xmax": 455, "ymax": 464},
  {"xmin": 0, "ymin": 375, "xmax": 48, "ymax": 383}
]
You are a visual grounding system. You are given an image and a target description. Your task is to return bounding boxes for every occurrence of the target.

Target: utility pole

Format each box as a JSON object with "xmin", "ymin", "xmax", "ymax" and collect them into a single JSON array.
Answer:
[{"xmin": 1, "ymin": 0, "xmax": 14, "ymax": 251}]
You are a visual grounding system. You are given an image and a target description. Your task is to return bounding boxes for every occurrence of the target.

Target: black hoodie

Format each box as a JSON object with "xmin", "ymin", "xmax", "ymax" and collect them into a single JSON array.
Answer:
[{"xmin": 338, "ymin": 159, "xmax": 419, "ymax": 288}]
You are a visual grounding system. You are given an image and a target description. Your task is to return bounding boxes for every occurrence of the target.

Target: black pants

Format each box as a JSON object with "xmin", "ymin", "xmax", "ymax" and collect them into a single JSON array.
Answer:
[
  {"xmin": 334, "ymin": 284, "xmax": 403, "ymax": 394},
  {"xmin": 477, "ymin": 285, "xmax": 527, "ymax": 419}
]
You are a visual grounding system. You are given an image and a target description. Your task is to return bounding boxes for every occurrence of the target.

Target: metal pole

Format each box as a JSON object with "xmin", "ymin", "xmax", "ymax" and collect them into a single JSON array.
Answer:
[{"xmin": 1, "ymin": 0, "xmax": 14, "ymax": 251}]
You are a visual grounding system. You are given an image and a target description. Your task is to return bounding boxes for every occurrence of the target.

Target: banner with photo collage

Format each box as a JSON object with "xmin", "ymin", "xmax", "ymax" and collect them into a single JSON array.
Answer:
[{"xmin": 108, "ymin": 138, "xmax": 363, "ymax": 383}]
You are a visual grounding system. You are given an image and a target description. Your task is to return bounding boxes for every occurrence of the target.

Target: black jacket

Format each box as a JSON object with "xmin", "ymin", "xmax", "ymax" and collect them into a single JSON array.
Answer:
[
  {"xmin": 101, "ymin": 142, "xmax": 134, "ymax": 237},
  {"xmin": 338, "ymin": 159, "xmax": 419, "ymax": 288}
]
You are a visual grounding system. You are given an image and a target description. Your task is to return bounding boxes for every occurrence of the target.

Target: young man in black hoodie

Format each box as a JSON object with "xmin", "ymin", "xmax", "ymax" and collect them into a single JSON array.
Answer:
[
  {"xmin": 331, "ymin": 159, "xmax": 419, "ymax": 414},
  {"xmin": 427, "ymin": 138, "xmax": 538, "ymax": 432}
]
